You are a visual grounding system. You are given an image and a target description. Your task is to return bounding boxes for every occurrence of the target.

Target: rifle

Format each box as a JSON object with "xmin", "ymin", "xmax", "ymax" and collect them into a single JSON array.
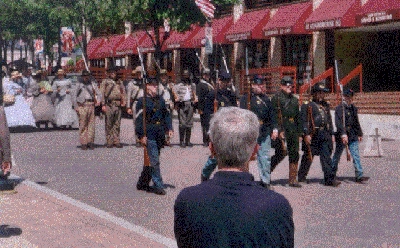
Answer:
[
  {"xmin": 306, "ymin": 104, "xmax": 315, "ymax": 162},
  {"xmin": 213, "ymin": 45, "xmax": 219, "ymax": 113},
  {"xmin": 335, "ymin": 60, "xmax": 351, "ymax": 161},
  {"xmin": 219, "ymin": 44, "xmax": 229, "ymax": 74},
  {"xmin": 245, "ymin": 46, "xmax": 251, "ymax": 110},
  {"xmin": 138, "ymin": 47, "xmax": 150, "ymax": 166}
]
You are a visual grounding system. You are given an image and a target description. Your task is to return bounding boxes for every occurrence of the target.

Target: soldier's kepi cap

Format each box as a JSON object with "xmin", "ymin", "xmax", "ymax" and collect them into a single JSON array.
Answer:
[
  {"xmin": 311, "ymin": 83, "xmax": 330, "ymax": 94},
  {"xmin": 281, "ymin": 76, "xmax": 294, "ymax": 86},
  {"xmin": 343, "ymin": 88, "xmax": 354, "ymax": 97},
  {"xmin": 81, "ymin": 70, "xmax": 91, "ymax": 77},
  {"xmin": 202, "ymin": 68, "xmax": 211, "ymax": 74},
  {"xmin": 252, "ymin": 74, "xmax": 263, "ymax": 85},
  {"xmin": 218, "ymin": 71, "xmax": 231, "ymax": 81},
  {"xmin": 146, "ymin": 77, "xmax": 158, "ymax": 85}
]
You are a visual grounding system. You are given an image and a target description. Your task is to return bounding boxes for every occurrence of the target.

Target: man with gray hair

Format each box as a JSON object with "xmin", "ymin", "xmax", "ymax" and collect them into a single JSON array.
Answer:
[{"xmin": 174, "ymin": 107, "xmax": 294, "ymax": 247}]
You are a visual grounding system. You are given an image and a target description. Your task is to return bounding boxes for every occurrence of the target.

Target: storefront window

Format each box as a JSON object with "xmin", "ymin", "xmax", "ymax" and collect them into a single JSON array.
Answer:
[{"xmin": 282, "ymin": 35, "xmax": 311, "ymax": 85}]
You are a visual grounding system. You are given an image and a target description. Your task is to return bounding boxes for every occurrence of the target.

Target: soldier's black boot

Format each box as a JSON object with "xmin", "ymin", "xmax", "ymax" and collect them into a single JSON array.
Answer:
[
  {"xmin": 185, "ymin": 128, "xmax": 194, "ymax": 147},
  {"xmin": 179, "ymin": 127, "xmax": 186, "ymax": 148},
  {"xmin": 137, "ymin": 166, "xmax": 152, "ymax": 191}
]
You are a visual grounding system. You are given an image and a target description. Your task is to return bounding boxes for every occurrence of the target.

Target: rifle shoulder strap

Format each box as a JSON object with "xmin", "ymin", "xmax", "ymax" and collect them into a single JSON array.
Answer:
[{"xmin": 105, "ymin": 82, "xmax": 115, "ymax": 100}]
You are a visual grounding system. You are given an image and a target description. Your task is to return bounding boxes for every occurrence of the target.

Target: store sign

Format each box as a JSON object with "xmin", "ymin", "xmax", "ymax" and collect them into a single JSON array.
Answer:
[
  {"xmin": 305, "ymin": 19, "xmax": 342, "ymax": 30},
  {"xmin": 264, "ymin": 27, "xmax": 292, "ymax": 37},
  {"xmin": 226, "ymin": 31, "xmax": 251, "ymax": 42},
  {"xmin": 356, "ymin": 9, "xmax": 400, "ymax": 25}
]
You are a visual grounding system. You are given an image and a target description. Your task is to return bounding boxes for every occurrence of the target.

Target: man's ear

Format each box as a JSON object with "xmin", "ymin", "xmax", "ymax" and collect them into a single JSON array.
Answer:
[
  {"xmin": 249, "ymin": 144, "xmax": 259, "ymax": 161},
  {"xmin": 209, "ymin": 142, "xmax": 217, "ymax": 157}
]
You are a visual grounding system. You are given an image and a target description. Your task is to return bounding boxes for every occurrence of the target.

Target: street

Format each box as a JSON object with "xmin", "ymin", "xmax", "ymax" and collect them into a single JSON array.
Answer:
[{"xmin": 8, "ymin": 116, "xmax": 400, "ymax": 247}]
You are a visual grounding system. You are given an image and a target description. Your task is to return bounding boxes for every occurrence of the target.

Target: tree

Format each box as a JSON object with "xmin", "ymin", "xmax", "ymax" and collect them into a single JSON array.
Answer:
[{"xmin": 120, "ymin": 0, "xmax": 238, "ymax": 74}]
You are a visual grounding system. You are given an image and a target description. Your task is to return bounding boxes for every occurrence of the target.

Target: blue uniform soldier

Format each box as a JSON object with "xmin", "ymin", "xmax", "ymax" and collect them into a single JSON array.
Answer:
[
  {"xmin": 200, "ymin": 71, "xmax": 237, "ymax": 182},
  {"xmin": 332, "ymin": 88, "xmax": 369, "ymax": 183},
  {"xmin": 135, "ymin": 77, "xmax": 173, "ymax": 195},
  {"xmin": 298, "ymin": 83, "xmax": 341, "ymax": 187},
  {"xmin": 239, "ymin": 74, "xmax": 278, "ymax": 189}
]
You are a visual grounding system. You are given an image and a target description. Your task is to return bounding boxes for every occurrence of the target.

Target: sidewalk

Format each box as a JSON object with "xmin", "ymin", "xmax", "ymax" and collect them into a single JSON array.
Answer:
[{"xmin": 0, "ymin": 177, "xmax": 176, "ymax": 248}]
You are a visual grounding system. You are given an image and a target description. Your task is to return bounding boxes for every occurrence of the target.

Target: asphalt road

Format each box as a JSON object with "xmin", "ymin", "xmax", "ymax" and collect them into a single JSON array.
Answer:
[{"xmin": 9, "ymin": 117, "xmax": 400, "ymax": 247}]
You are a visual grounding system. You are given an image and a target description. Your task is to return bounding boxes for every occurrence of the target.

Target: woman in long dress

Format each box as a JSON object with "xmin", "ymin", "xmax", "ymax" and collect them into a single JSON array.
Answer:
[
  {"xmin": 30, "ymin": 71, "xmax": 55, "ymax": 128},
  {"xmin": 51, "ymin": 69, "xmax": 78, "ymax": 129},
  {"xmin": 3, "ymin": 71, "xmax": 36, "ymax": 128}
]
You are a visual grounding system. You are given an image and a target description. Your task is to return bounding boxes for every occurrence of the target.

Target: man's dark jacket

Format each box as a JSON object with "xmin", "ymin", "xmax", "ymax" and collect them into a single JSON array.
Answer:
[{"xmin": 174, "ymin": 171, "xmax": 294, "ymax": 248}]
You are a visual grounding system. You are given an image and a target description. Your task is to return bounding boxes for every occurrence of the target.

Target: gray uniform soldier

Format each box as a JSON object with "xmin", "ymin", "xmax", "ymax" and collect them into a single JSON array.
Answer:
[
  {"xmin": 159, "ymin": 69, "xmax": 175, "ymax": 146},
  {"xmin": 0, "ymin": 70, "xmax": 11, "ymax": 179},
  {"xmin": 126, "ymin": 66, "xmax": 144, "ymax": 146},
  {"xmin": 174, "ymin": 70, "xmax": 198, "ymax": 148},
  {"xmin": 74, "ymin": 70, "xmax": 102, "ymax": 150},
  {"xmin": 100, "ymin": 67, "xmax": 127, "ymax": 148}
]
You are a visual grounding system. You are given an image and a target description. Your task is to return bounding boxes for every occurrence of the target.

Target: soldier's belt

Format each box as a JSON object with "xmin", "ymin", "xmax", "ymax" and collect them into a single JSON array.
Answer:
[
  {"xmin": 314, "ymin": 126, "xmax": 327, "ymax": 131},
  {"xmin": 148, "ymin": 121, "xmax": 162, "ymax": 125},
  {"xmin": 85, "ymin": 99, "xmax": 94, "ymax": 103},
  {"xmin": 284, "ymin": 117, "xmax": 295, "ymax": 123}
]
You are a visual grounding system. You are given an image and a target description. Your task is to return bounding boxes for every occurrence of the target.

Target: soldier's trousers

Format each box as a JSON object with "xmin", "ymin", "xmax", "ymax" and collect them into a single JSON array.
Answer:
[
  {"xmin": 298, "ymin": 130, "xmax": 335, "ymax": 184},
  {"xmin": 105, "ymin": 104, "xmax": 122, "ymax": 145},
  {"xmin": 177, "ymin": 102, "xmax": 194, "ymax": 128},
  {"xmin": 0, "ymin": 106, "xmax": 11, "ymax": 162},
  {"xmin": 271, "ymin": 131, "xmax": 300, "ymax": 171},
  {"xmin": 200, "ymin": 113, "xmax": 210, "ymax": 144},
  {"xmin": 77, "ymin": 103, "xmax": 95, "ymax": 145}
]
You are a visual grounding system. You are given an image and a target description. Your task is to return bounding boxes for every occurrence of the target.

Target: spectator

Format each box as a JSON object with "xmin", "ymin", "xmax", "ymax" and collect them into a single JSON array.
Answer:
[{"xmin": 174, "ymin": 107, "xmax": 294, "ymax": 248}]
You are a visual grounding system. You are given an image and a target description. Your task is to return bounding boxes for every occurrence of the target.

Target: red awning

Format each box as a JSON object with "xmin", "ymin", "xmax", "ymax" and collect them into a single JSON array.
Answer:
[
  {"xmin": 165, "ymin": 26, "xmax": 201, "ymax": 50},
  {"xmin": 136, "ymin": 30, "xmax": 168, "ymax": 53},
  {"xmin": 185, "ymin": 16, "xmax": 233, "ymax": 48},
  {"xmin": 115, "ymin": 31, "xmax": 146, "ymax": 56},
  {"xmin": 225, "ymin": 8, "xmax": 270, "ymax": 42},
  {"xmin": 87, "ymin": 37, "xmax": 105, "ymax": 60},
  {"xmin": 92, "ymin": 34, "xmax": 125, "ymax": 59},
  {"xmin": 263, "ymin": 2, "xmax": 312, "ymax": 37},
  {"xmin": 356, "ymin": 0, "xmax": 400, "ymax": 25},
  {"xmin": 305, "ymin": 0, "xmax": 360, "ymax": 30}
]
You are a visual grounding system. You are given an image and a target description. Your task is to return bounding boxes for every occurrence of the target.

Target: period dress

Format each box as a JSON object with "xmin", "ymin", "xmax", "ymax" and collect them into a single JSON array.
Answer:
[
  {"xmin": 52, "ymin": 78, "xmax": 78, "ymax": 128},
  {"xmin": 30, "ymin": 80, "xmax": 55, "ymax": 124},
  {"xmin": 2, "ymin": 77, "xmax": 36, "ymax": 127}
]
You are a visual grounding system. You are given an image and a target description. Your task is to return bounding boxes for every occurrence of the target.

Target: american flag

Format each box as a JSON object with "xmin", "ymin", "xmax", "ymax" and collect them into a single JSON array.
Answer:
[{"xmin": 195, "ymin": 0, "xmax": 215, "ymax": 19}]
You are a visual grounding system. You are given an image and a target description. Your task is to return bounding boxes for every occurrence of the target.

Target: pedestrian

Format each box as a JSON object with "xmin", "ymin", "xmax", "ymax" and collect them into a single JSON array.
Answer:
[
  {"xmin": 3, "ymin": 71, "xmax": 36, "ymax": 128},
  {"xmin": 174, "ymin": 70, "xmax": 197, "ymax": 148},
  {"xmin": 22, "ymin": 67, "xmax": 35, "ymax": 106},
  {"xmin": 159, "ymin": 69, "xmax": 175, "ymax": 146},
  {"xmin": 100, "ymin": 67, "xmax": 126, "ymax": 148},
  {"xmin": 73, "ymin": 70, "xmax": 102, "ymax": 150},
  {"xmin": 126, "ymin": 66, "xmax": 144, "ymax": 147},
  {"xmin": 196, "ymin": 68, "xmax": 214, "ymax": 147},
  {"xmin": 174, "ymin": 107, "xmax": 294, "ymax": 248},
  {"xmin": 0, "ymin": 70, "xmax": 12, "ymax": 179},
  {"xmin": 200, "ymin": 71, "xmax": 238, "ymax": 181},
  {"xmin": 297, "ymin": 83, "xmax": 341, "ymax": 187},
  {"xmin": 135, "ymin": 77, "xmax": 173, "ymax": 195},
  {"xmin": 51, "ymin": 69, "xmax": 79, "ymax": 129},
  {"xmin": 332, "ymin": 88, "xmax": 369, "ymax": 183},
  {"xmin": 30, "ymin": 71, "xmax": 55, "ymax": 129},
  {"xmin": 270, "ymin": 76, "xmax": 302, "ymax": 187}
]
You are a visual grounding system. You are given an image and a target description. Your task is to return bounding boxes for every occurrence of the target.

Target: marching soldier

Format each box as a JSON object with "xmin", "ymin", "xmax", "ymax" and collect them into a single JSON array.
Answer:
[
  {"xmin": 297, "ymin": 83, "xmax": 341, "ymax": 187},
  {"xmin": 159, "ymin": 69, "xmax": 175, "ymax": 146},
  {"xmin": 196, "ymin": 68, "xmax": 214, "ymax": 147},
  {"xmin": 135, "ymin": 77, "xmax": 174, "ymax": 195},
  {"xmin": 174, "ymin": 70, "xmax": 197, "ymax": 148},
  {"xmin": 200, "ymin": 71, "xmax": 238, "ymax": 181},
  {"xmin": 332, "ymin": 88, "xmax": 369, "ymax": 183},
  {"xmin": 238, "ymin": 74, "xmax": 278, "ymax": 189},
  {"xmin": 74, "ymin": 70, "xmax": 102, "ymax": 150},
  {"xmin": 270, "ymin": 76, "xmax": 302, "ymax": 187},
  {"xmin": 100, "ymin": 67, "xmax": 126, "ymax": 148},
  {"xmin": 126, "ymin": 66, "xmax": 144, "ymax": 146}
]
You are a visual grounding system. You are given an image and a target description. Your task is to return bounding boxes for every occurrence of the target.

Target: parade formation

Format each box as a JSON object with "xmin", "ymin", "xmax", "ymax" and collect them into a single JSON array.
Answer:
[{"xmin": 0, "ymin": 62, "xmax": 369, "ymax": 193}]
